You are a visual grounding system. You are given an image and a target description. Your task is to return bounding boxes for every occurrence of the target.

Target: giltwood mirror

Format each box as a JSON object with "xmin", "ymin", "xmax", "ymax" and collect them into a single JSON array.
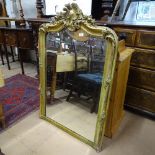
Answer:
[{"xmin": 39, "ymin": 3, "xmax": 118, "ymax": 151}]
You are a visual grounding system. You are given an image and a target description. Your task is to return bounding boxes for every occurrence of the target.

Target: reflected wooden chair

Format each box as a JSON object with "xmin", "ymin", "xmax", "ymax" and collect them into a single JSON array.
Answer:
[{"xmin": 66, "ymin": 40, "xmax": 104, "ymax": 113}]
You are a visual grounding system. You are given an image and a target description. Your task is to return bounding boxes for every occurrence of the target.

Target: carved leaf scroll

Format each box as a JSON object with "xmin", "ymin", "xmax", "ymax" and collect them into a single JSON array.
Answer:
[{"xmin": 53, "ymin": 3, "xmax": 95, "ymax": 31}]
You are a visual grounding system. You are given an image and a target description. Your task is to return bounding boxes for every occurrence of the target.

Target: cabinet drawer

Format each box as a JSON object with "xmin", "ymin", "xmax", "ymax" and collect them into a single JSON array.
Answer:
[
  {"xmin": 131, "ymin": 48, "xmax": 155, "ymax": 70},
  {"xmin": 4, "ymin": 30, "xmax": 17, "ymax": 46},
  {"xmin": 136, "ymin": 30, "xmax": 155, "ymax": 49},
  {"xmin": 128, "ymin": 67, "xmax": 155, "ymax": 91},
  {"xmin": 18, "ymin": 31, "xmax": 34, "ymax": 49},
  {"xmin": 113, "ymin": 28, "xmax": 136, "ymax": 46},
  {"xmin": 125, "ymin": 86, "xmax": 155, "ymax": 113}
]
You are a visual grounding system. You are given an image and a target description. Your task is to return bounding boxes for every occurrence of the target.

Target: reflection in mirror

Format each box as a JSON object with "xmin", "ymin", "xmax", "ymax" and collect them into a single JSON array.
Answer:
[{"xmin": 45, "ymin": 29, "xmax": 106, "ymax": 141}]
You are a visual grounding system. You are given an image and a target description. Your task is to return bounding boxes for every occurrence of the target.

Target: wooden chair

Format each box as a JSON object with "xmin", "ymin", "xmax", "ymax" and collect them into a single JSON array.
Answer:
[{"xmin": 66, "ymin": 39, "xmax": 104, "ymax": 113}]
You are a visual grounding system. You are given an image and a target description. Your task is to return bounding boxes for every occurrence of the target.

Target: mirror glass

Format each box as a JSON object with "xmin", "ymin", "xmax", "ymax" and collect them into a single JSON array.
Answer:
[{"xmin": 45, "ymin": 29, "xmax": 106, "ymax": 141}]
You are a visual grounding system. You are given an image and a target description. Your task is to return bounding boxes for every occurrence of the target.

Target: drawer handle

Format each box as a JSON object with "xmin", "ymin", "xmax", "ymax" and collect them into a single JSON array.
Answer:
[{"xmin": 118, "ymin": 32, "xmax": 127, "ymax": 41}]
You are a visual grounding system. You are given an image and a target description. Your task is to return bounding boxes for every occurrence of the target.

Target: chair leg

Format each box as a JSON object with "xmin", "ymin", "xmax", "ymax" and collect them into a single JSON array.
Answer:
[
  {"xmin": 0, "ymin": 45, "xmax": 4, "ymax": 65},
  {"xmin": 91, "ymin": 88, "xmax": 99, "ymax": 113},
  {"xmin": 10, "ymin": 46, "xmax": 15, "ymax": 62},
  {"xmin": 78, "ymin": 92, "xmax": 81, "ymax": 98},
  {"xmin": 66, "ymin": 88, "xmax": 73, "ymax": 101},
  {"xmin": 63, "ymin": 72, "xmax": 67, "ymax": 91},
  {"xmin": 3, "ymin": 45, "xmax": 11, "ymax": 70},
  {"xmin": 18, "ymin": 48, "xmax": 25, "ymax": 74},
  {"xmin": 91, "ymin": 96, "xmax": 97, "ymax": 113}
]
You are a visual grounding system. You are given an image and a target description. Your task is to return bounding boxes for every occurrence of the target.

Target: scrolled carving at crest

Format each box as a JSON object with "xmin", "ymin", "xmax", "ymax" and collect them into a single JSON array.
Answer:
[{"xmin": 53, "ymin": 3, "xmax": 95, "ymax": 31}]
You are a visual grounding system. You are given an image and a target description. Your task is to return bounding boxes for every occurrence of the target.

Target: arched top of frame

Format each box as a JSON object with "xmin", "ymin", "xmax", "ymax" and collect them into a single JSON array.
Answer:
[{"xmin": 39, "ymin": 3, "xmax": 118, "ymax": 44}]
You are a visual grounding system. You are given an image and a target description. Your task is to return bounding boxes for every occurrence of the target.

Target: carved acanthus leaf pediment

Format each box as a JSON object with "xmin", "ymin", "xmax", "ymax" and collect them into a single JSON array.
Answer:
[{"xmin": 53, "ymin": 3, "xmax": 95, "ymax": 31}]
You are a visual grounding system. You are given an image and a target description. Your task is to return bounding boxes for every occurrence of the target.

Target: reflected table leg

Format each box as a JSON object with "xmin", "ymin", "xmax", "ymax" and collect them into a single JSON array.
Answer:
[{"xmin": 50, "ymin": 71, "xmax": 57, "ymax": 103}]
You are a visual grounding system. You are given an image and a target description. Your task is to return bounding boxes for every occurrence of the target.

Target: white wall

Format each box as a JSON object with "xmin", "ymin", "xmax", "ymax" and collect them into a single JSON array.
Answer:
[
  {"xmin": 5, "ymin": 0, "xmax": 91, "ymax": 19},
  {"xmin": 5, "ymin": 0, "xmax": 37, "ymax": 18},
  {"xmin": 21, "ymin": 0, "xmax": 37, "ymax": 18},
  {"xmin": 45, "ymin": 0, "xmax": 92, "ymax": 15}
]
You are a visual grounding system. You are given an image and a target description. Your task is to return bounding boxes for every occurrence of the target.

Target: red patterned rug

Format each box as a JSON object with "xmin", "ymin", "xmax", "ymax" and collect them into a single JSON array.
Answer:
[{"xmin": 0, "ymin": 74, "xmax": 39, "ymax": 131}]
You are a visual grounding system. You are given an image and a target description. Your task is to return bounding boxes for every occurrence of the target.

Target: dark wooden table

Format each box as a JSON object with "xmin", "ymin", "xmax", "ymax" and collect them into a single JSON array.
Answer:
[{"xmin": 0, "ymin": 25, "xmax": 36, "ymax": 74}]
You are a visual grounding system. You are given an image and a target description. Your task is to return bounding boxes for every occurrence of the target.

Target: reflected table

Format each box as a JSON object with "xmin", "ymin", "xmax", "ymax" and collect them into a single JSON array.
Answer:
[{"xmin": 47, "ymin": 51, "xmax": 75, "ymax": 101}]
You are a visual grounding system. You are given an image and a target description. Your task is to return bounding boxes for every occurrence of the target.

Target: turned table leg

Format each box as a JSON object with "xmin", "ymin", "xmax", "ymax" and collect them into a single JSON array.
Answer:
[{"xmin": 50, "ymin": 71, "xmax": 57, "ymax": 102}]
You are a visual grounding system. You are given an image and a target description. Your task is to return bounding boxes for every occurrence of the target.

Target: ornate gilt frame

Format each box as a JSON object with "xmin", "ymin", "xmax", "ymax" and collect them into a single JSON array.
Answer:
[{"xmin": 39, "ymin": 3, "xmax": 118, "ymax": 151}]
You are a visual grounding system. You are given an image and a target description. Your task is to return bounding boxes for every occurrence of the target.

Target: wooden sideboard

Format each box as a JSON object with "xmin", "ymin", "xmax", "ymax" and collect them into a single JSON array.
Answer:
[{"xmin": 97, "ymin": 22, "xmax": 155, "ymax": 119}]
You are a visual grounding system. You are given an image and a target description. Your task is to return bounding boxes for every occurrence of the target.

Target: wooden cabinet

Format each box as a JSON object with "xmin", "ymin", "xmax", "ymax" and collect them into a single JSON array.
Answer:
[{"xmin": 110, "ymin": 25, "xmax": 155, "ymax": 119}]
